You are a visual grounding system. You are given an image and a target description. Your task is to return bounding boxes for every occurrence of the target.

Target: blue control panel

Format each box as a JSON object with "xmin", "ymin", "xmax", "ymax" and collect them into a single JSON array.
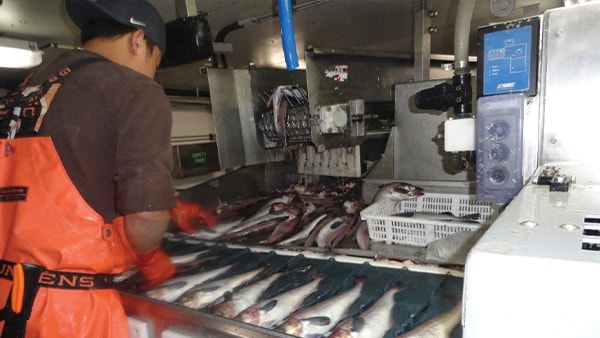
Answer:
[{"xmin": 477, "ymin": 17, "xmax": 540, "ymax": 97}]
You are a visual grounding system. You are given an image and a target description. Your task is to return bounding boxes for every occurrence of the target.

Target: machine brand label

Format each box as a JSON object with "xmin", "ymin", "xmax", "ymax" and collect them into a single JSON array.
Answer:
[{"xmin": 0, "ymin": 186, "xmax": 28, "ymax": 202}]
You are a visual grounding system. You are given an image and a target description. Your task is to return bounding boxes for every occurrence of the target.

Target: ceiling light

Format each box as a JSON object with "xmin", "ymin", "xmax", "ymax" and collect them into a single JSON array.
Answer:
[{"xmin": 0, "ymin": 37, "xmax": 43, "ymax": 69}]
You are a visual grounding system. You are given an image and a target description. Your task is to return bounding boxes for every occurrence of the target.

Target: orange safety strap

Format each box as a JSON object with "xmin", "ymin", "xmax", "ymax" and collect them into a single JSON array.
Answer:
[{"xmin": 10, "ymin": 264, "xmax": 23, "ymax": 315}]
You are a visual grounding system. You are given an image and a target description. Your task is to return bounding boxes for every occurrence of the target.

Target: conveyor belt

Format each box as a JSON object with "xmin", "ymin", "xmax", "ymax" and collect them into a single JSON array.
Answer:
[{"xmin": 120, "ymin": 235, "xmax": 463, "ymax": 338}]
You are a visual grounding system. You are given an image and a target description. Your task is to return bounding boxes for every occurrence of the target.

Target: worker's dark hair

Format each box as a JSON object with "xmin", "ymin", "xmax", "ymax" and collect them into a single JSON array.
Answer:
[{"xmin": 80, "ymin": 19, "xmax": 157, "ymax": 54}]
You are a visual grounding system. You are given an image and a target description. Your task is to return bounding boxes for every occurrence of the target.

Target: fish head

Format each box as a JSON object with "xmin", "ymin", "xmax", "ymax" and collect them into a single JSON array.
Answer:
[
  {"xmin": 343, "ymin": 199, "xmax": 362, "ymax": 214},
  {"xmin": 174, "ymin": 293, "xmax": 198, "ymax": 309},
  {"xmin": 387, "ymin": 182, "xmax": 424, "ymax": 201},
  {"xmin": 302, "ymin": 201, "xmax": 317, "ymax": 214},
  {"xmin": 236, "ymin": 307, "xmax": 261, "ymax": 325},
  {"xmin": 277, "ymin": 318, "xmax": 303, "ymax": 336},
  {"xmin": 328, "ymin": 328, "xmax": 353, "ymax": 338},
  {"xmin": 209, "ymin": 302, "xmax": 236, "ymax": 318},
  {"xmin": 144, "ymin": 280, "xmax": 187, "ymax": 300}
]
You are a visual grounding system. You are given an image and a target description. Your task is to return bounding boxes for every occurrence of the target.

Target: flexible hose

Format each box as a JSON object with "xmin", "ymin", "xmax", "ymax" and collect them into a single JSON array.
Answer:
[
  {"xmin": 277, "ymin": 0, "xmax": 299, "ymax": 70},
  {"xmin": 454, "ymin": 0, "xmax": 476, "ymax": 74}
]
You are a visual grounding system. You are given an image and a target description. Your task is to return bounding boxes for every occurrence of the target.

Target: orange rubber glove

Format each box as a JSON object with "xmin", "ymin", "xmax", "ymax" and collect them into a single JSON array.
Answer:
[
  {"xmin": 170, "ymin": 197, "xmax": 217, "ymax": 233},
  {"xmin": 136, "ymin": 247, "xmax": 176, "ymax": 290}
]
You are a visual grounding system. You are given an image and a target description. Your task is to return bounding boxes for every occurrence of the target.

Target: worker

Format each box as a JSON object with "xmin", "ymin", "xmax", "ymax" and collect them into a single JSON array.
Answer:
[{"xmin": 0, "ymin": 0, "xmax": 214, "ymax": 337}]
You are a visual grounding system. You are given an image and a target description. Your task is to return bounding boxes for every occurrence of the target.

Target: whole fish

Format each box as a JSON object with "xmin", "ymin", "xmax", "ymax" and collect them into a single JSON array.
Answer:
[
  {"xmin": 217, "ymin": 202, "xmax": 293, "ymax": 240},
  {"xmin": 170, "ymin": 254, "xmax": 221, "ymax": 275},
  {"xmin": 209, "ymin": 272, "xmax": 284, "ymax": 318},
  {"xmin": 259, "ymin": 213, "xmax": 302, "ymax": 245},
  {"xmin": 397, "ymin": 300, "xmax": 462, "ymax": 338},
  {"xmin": 276, "ymin": 278, "xmax": 365, "ymax": 338},
  {"xmin": 305, "ymin": 215, "xmax": 338, "ymax": 247},
  {"xmin": 169, "ymin": 249, "xmax": 211, "ymax": 265},
  {"xmin": 223, "ymin": 215, "xmax": 299, "ymax": 242},
  {"xmin": 328, "ymin": 285, "xmax": 406, "ymax": 338},
  {"xmin": 331, "ymin": 213, "xmax": 361, "ymax": 249},
  {"xmin": 144, "ymin": 264, "xmax": 233, "ymax": 303},
  {"xmin": 189, "ymin": 217, "xmax": 244, "ymax": 241},
  {"xmin": 392, "ymin": 211, "xmax": 480, "ymax": 224},
  {"xmin": 355, "ymin": 221, "xmax": 370, "ymax": 250},
  {"xmin": 250, "ymin": 193, "xmax": 297, "ymax": 220},
  {"xmin": 316, "ymin": 216, "xmax": 351, "ymax": 249},
  {"xmin": 235, "ymin": 275, "xmax": 324, "ymax": 329},
  {"xmin": 175, "ymin": 266, "xmax": 266, "ymax": 310},
  {"xmin": 278, "ymin": 214, "xmax": 328, "ymax": 246},
  {"xmin": 343, "ymin": 199, "xmax": 363, "ymax": 214},
  {"xmin": 372, "ymin": 182, "xmax": 424, "ymax": 203},
  {"xmin": 269, "ymin": 85, "xmax": 288, "ymax": 145},
  {"xmin": 214, "ymin": 195, "xmax": 270, "ymax": 217},
  {"xmin": 301, "ymin": 201, "xmax": 318, "ymax": 216}
]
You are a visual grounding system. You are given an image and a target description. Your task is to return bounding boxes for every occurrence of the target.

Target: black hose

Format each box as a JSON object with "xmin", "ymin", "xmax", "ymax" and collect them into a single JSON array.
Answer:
[{"xmin": 212, "ymin": 21, "xmax": 244, "ymax": 68}]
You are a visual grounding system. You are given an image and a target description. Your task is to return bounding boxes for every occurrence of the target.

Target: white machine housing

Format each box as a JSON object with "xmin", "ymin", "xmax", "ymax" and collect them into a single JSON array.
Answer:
[{"xmin": 464, "ymin": 2, "xmax": 600, "ymax": 337}]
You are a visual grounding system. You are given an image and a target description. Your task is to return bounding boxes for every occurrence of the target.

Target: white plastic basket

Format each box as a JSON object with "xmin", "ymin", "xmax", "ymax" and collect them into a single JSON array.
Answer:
[{"xmin": 360, "ymin": 193, "xmax": 498, "ymax": 247}]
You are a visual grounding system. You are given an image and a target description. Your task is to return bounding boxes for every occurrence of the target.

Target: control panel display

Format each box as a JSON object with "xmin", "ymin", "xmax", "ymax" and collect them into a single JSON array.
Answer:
[
  {"xmin": 477, "ymin": 17, "xmax": 540, "ymax": 97},
  {"xmin": 476, "ymin": 93, "xmax": 525, "ymax": 203}
]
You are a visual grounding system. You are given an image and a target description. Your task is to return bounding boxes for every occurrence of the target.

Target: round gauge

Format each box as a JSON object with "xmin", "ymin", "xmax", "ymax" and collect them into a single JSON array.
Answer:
[
  {"xmin": 489, "ymin": 167, "xmax": 509, "ymax": 185},
  {"xmin": 489, "ymin": 142, "xmax": 510, "ymax": 162},
  {"xmin": 488, "ymin": 120, "xmax": 510, "ymax": 139}
]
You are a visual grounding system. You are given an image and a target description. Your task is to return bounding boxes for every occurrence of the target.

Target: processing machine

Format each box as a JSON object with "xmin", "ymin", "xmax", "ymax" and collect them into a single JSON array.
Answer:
[
  {"xmin": 119, "ymin": 2, "xmax": 600, "ymax": 338},
  {"xmin": 463, "ymin": 2, "xmax": 600, "ymax": 337}
]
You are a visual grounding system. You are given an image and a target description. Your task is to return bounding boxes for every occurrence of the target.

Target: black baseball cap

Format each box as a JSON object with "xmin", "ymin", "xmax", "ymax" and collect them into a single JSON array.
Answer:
[{"xmin": 66, "ymin": 0, "xmax": 167, "ymax": 55}]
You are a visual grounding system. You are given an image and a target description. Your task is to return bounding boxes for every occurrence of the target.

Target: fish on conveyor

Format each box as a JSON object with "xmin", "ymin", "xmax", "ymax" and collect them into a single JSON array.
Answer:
[
  {"xmin": 355, "ymin": 221, "xmax": 370, "ymax": 250},
  {"xmin": 392, "ymin": 211, "xmax": 480, "ymax": 224},
  {"xmin": 209, "ymin": 272, "xmax": 284, "ymax": 318},
  {"xmin": 170, "ymin": 254, "xmax": 221, "ymax": 275},
  {"xmin": 216, "ymin": 203, "xmax": 298, "ymax": 241},
  {"xmin": 189, "ymin": 217, "xmax": 244, "ymax": 241},
  {"xmin": 304, "ymin": 215, "xmax": 333, "ymax": 247},
  {"xmin": 372, "ymin": 182, "xmax": 424, "ymax": 203},
  {"xmin": 397, "ymin": 299, "xmax": 462, "ymax": 338},
  {"xmin": 277, "ymin": 214, "xmax": 328, "ymax": 246},
  {"xmin": 235, "ymin": 275, "xmax": 324, "ymax": 329},
  {"xmin": 331, "ymin": 213, "xmax": 362, "ymax": 249},
  {"xmin": 301, "ymin": 200, "xmax": 317, "ymax": 216},
  {"xmin": 174, "ymin": 266, "xmax": 267, "ymax": 310},
  {"xmin": 259, "ymin": 211, "xmax": 302, "ymax": 245},
  {"xmin": 214, "ymin": 195, "xmax": 270, "ymax": 217},
  {"xmin": 316, "ymin": 215, "xmax": 352, "ymax": 249},
  {"xmin": 343, "ymin": 199, "xmax": 363, "ymax": 214},
  {"xmin": 328, "ymin": 284, "xmax": 406, "ymax": 338},
  {"xmin": 276, "ymin": 278, "xmax": 365, "ymax": 338},
  {"xmin": 250, "ymin": 192, "xmax": 297, "ymax": 219},
  {"xmin": 169, "ymin": 249, "xmax": 211, "ymax": 265},
  {"xmin": 144, "ymin": 264, "xmax": 233, "ymax": 303},
  {"xmin": 219, "ymin": 202, "xmax": 293, "ymax": 235}
]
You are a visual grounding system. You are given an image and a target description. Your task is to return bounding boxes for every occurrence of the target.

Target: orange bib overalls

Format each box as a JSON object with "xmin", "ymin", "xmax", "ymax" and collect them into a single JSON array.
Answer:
[{"xmin": 0, "ymin": 137, "xmax": 137, "ymax": 337}]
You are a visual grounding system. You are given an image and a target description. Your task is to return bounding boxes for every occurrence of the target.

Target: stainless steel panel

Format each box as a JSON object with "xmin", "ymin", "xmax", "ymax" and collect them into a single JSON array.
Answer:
[
  {"xmin": 305, "ymin": 48, "xmax": 414, "ymax": 150},
  {"xmin": 207, "ymin": 69, "xmax": 247, "ymax": 169},
  {"xmin": 208, "ymin": 68, "xmax": 305, "ymax": 169},
  {"xmin": 393, "ymin": 80, "xmax": 474, "ymax": 181},
  {"xmin": 540, "ymin": 2, "xmax": 600, "ymax": 163}
]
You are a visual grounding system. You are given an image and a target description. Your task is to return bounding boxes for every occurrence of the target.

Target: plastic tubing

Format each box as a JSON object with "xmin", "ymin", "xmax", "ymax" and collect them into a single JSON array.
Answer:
[
  {"xmin": 277, "ymin": 0, "xmax": 299, "ymax": 70},
  {"xmin": 454, "ymin": 0, "xmax": 476, "ymax": 74}
]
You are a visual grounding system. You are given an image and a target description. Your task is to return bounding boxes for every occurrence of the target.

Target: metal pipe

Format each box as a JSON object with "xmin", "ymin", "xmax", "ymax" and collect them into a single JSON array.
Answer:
[
  {"xmin": 277, "ymin": 0, "xmax": 299, "ymax": 70},
  {"xmin": 211, "ymin": 0, "xmax": 330, "ymax": 68},
  {"xmin": 453, "ymin": 0, "xmax": 476, "ymax": 73}
]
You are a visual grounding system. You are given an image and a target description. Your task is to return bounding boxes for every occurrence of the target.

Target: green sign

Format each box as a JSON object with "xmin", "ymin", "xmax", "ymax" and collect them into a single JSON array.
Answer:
[{"xmin": 186, "ymin": 150, "xmax": 209, "ymax": 167}]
